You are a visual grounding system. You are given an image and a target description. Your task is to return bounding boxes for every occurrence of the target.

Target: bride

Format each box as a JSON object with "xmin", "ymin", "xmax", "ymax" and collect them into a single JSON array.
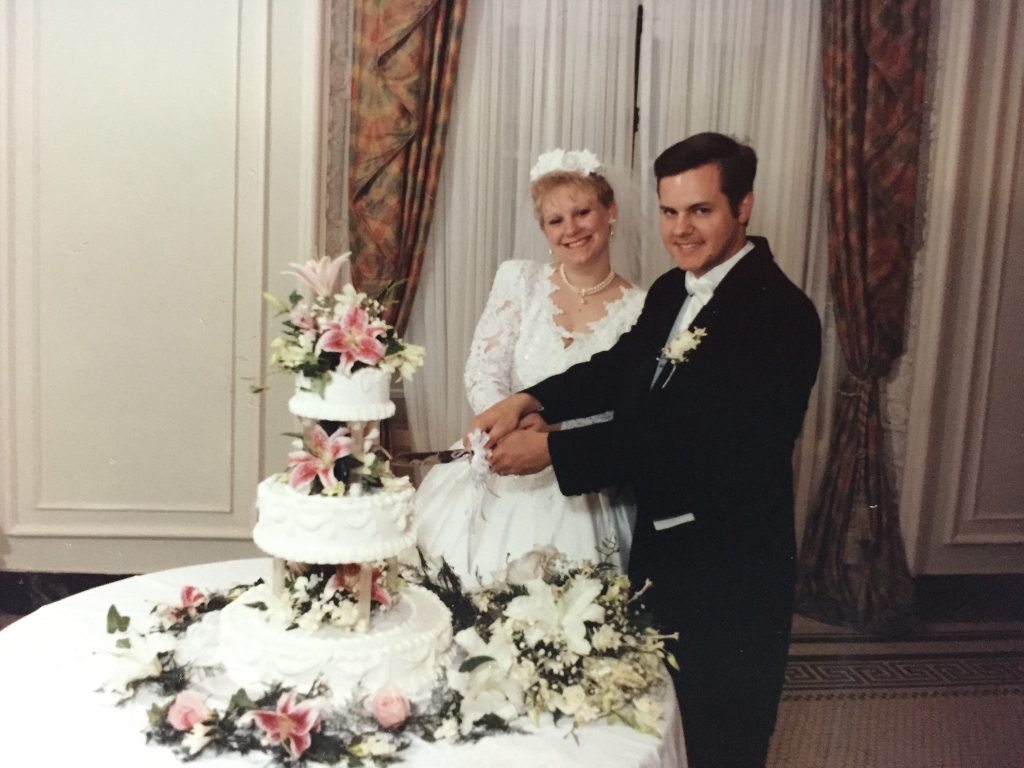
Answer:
[{"xmin": 414, "ymin": 149, "xmax": 645, "ymax": 586}]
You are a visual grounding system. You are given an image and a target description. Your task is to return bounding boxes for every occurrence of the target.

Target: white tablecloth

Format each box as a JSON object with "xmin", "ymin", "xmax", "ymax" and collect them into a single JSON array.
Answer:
[{"xmin": 0, "ymin": 558, "xmax": 685, "ymax": 767}]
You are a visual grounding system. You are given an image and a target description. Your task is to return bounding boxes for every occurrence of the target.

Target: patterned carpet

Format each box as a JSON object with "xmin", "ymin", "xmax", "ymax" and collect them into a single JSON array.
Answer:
[{"xmin": 769, "ymin": 616, "xmax": 1024, "ymax": 768}]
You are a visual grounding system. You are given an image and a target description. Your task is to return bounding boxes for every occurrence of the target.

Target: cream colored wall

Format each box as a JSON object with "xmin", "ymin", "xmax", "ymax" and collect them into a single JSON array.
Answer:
[
  {"xmin": 0, "ymin": 0, "xmax": 325, "ymax": 574},
  {"xmin": 897, "ymin": 0, "xmax": 1024, "ymax": 574}
]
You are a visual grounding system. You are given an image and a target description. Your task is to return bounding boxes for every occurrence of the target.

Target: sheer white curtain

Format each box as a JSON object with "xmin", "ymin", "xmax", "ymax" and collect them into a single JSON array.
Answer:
[
  {"xmin": 636, "ymin": 0, "xmax": 836, "ymax": 528},
  {"xmin": 405, "ymin": 0, "xmax": 640, "ymax": 451},
  {"xmin": 406, "ymin": 1, "xmax": 836, "ymax": 528}
]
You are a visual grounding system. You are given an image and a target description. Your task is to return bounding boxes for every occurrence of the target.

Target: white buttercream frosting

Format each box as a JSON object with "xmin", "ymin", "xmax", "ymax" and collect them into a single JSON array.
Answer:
[
  {"xmin": 254, "ymin": 478, "xmax": 416, "ymax": 564},
  {"xmin": 288, "ymin": 366, "xmax": 396, "ymax": 422},
  {"xmin": 216, "ymin": 582, "xmax": 452, "ymax": 706}
]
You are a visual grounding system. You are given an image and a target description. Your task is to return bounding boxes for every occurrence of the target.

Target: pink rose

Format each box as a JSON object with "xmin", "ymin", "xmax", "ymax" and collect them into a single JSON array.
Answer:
[
  {"xmin": 371, "ymin": 686, "xmax": 410, "ymax": 730},
  {"xmin": 167, "ymin": 689, "xmax": 211, "ymax": 731}
]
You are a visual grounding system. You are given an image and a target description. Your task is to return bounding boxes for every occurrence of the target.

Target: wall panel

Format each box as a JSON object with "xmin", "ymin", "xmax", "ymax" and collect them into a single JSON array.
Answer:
[{"xmin": 1, "ymin": 0, "xmax": 324, "ymax": 573}]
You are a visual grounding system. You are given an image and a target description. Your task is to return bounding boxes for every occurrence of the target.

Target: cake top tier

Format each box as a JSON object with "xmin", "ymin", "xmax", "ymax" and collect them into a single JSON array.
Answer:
[{"xmin": 265, "ymin": 252, "xmax": 424, "ymax": 420}]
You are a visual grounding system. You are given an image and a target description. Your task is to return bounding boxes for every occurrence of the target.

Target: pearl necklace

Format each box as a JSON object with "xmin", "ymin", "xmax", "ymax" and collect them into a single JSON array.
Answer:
[{"xmin": 559, "ymin": 263, "xmax": 615, "ymax": 306}]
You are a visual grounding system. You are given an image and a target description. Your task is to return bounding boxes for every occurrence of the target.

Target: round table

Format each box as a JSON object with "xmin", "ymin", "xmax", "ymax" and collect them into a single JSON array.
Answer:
[{"xmin": 0, "ymin": 558, "xmax": 685, "ymax": 767}]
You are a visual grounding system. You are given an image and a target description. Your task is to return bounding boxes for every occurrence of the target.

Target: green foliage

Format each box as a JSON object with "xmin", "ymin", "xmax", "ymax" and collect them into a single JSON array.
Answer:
[
  {"xmin": 458, "ymin": 656, "xmax": 495, "ymax": 674},
  {"xmin": 107, "ymin": 605, "xmax": 130, "ymax": 634}
]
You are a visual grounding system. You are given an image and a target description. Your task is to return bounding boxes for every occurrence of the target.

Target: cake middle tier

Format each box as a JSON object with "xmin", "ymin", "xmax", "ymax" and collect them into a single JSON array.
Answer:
[{"xmin": 254, "ymin": 478, "xmax": 416, "ymax": 563}]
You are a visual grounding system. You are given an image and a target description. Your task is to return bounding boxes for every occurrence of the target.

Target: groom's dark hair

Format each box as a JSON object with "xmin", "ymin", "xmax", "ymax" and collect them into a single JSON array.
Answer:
[{"xmin": 654, "ymin": 133, "xmax": 757, "ymax": 216}]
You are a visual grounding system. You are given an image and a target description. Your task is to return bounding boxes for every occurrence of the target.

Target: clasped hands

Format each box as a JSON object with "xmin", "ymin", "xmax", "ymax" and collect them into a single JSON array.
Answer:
[{"xmin": 465, "ymin": 393, "xmax": 552, "ymax": 476}]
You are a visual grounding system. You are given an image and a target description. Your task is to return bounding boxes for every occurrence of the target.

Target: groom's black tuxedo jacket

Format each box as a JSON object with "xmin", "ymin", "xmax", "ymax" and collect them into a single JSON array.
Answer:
[{"xmin": 525, "ymin": 236, "xmax": 820, "ymax": 621}]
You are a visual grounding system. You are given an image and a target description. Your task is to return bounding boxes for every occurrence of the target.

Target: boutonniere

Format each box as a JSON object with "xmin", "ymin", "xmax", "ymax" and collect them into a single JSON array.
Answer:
[{"xmin": 657, "ymin": 327, "xmax": 707, "ymax": 388}]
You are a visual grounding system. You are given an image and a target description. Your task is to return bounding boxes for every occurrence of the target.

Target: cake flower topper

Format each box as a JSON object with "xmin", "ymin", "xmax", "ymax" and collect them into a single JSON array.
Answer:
[
  {"xmin": 263, "ymin": 252, "xmax": 425, "ymax": 390},
  {"xmin": 287, "ymin": 423, "xmax": 352, "ymax": 493},
  {"xmin": 529, "ymin": 148, "xmax": 603, "ymax": 181}
]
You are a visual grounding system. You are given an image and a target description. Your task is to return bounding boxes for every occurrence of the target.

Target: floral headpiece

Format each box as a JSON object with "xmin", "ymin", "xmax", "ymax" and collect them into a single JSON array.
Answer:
[{"xmin": 529, "ymin": 148, "xmax": 603, "ymax": 182}]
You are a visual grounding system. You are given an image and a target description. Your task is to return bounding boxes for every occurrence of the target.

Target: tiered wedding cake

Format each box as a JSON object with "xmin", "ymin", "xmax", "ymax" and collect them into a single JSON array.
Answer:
[
  {"xmin": 99, "ymin": 249, "xmax": 676, "ymax": 765},
  {"xmin": 216, "ymin": 254, "xmax": 451, "ymax": 706}
]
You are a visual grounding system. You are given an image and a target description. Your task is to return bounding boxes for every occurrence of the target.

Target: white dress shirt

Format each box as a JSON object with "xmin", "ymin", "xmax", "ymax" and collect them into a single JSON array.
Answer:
[{"xmin": 651, "ymin": 240, "xmax": 754, "ymax": 531}]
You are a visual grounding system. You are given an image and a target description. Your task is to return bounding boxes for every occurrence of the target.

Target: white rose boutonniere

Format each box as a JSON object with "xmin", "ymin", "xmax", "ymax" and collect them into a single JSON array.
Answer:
[{"xmin": 658, "ymin": 327, "xmax": 707, "ymax": 387}]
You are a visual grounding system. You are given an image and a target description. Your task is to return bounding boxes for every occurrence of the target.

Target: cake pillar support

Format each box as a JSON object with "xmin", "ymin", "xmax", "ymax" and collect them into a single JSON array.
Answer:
[
  {"xmin": 271, "ymin": 557, "xmax": 286, "ymax": 594},
  {"xmin": 356, "ymin": 564, "xmax": 372, "ymax": 630}
]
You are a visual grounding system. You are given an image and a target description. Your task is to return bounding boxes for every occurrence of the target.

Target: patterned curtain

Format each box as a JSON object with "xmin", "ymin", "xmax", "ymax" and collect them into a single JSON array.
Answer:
[
  {"xmin": 348, "ymin": 0, "xmax": 467, "ymax": 334},
  {"xmin": 795, "ymin": 0, "xmax": 930, "ymax": 634}
]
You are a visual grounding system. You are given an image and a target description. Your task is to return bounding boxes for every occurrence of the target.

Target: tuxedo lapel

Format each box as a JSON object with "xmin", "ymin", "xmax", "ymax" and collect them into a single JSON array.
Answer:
[
  {"xmin": 688, "ymin": 238, "xmax": 773, "ymax": 334},
  {"xmin": 652, "ymin": 239, "xmax": 775, "ymax": 393},
  {"xmin": 652, "ymin": 268, "xmax": 688, "ymax": 333}
]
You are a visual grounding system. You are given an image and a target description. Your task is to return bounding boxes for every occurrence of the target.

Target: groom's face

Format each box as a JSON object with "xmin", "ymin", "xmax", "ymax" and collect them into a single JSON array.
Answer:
[{"xmin": 657, "ymin": 163, "xmax": 753, "ymax": 277}]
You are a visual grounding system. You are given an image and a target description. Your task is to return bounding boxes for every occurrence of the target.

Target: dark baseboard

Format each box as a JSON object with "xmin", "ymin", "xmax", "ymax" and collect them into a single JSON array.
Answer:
[
  {"xmin": 0, "ymin": 570, "xmax": 130, "ymax": 614},
  {"xmin": 915, "ymin": 574, "xmax": 1024, "ymax": 622}
]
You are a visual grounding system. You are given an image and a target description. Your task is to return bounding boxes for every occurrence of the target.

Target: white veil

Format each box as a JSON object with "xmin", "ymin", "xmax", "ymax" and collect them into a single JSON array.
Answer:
[{"xmin": 509, "ymin": 161, "xmax": 653, "ymax": 288}]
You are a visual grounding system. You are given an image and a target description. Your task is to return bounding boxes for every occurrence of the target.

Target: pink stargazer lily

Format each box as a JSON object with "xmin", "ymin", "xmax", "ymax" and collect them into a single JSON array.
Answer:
[
  {"xmin": 287, "ymin": 424, "xmax": 352, "ymax": 492},
  {"xmin": 285, "ymin": 254, "xmax": 346, "ymax": 298},
  {"xmin": 180, "ymin": 586, "xmax": 207, "ymax": 610},
  {"xmin": 328, "ymin": 563, "xmax": 391, "ymax": 608},
  {"xmin": 168, "ymin": 585, "xmax": 208, "ymax": 621},
  {"xmin": 316, "ymin": 306, "xmax": 387, "ymax": 372},
  {"xmin": 251, "ymin": 691, "xmax": 320, "ymax": 760}
]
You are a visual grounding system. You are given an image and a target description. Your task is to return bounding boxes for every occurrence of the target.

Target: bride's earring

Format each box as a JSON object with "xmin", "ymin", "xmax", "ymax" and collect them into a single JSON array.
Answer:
[{"xmin": 609, "ymin": 219, "xmax": 617, "ymax": 240}]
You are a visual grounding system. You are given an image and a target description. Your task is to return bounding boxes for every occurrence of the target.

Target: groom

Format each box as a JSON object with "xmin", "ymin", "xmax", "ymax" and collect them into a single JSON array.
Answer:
[{"xmin": 470, "ymin": 133, "xmax": 821, "ymax": 767}]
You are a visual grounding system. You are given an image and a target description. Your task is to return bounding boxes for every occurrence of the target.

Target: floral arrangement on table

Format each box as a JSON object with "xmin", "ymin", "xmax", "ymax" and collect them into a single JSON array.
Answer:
[
  {"xmin": 422, "ymin": 546, "xmax": 677, "ymax": 735},
  {"xmin": 264, "ymin": 252, "xmax": 425, "ymax": 394},
  {"xmin": 104, "ymin": 550, "xmax": 676, "ymax": 766},
  {"xmin": 280, "ymin": 420, "xmax": 409, "ymax": 497},
  {"xmin": 105, "ymin": 585, "xmax": 416, "ymax": 765}
]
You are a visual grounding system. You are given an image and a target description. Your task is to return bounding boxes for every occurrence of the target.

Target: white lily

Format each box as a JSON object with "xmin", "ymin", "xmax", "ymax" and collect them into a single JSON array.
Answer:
[
  {"xmin": 108, "ymin": 632, "xmax": 175, "ymax": 696},
  {"xmin": 181, "ymin": 721, "xmax": 215, "ymax": 756},
  {"xmin": 506, "ymin": 577, "xmax": 605, "ymax": 656},
  {"xmin": 451, "ymin": 625, "xmax": 525, "ymax": 730}
]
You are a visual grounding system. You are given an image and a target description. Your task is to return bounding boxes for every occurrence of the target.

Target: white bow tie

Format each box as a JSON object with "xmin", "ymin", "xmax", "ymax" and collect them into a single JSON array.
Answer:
[{"xmin": 685, "ymin": 271, "xmax": 715, "ymax": 304}]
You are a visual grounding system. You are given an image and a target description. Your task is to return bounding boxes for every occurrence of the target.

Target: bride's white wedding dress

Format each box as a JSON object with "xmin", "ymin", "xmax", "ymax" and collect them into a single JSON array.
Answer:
[{"xmin": 414, "ymin": 260, "xmax": 645, "ymax": 586}]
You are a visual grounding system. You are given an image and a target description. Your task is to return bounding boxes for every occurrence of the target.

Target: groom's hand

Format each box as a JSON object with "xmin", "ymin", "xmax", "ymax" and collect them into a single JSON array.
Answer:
[
  {"xmin": 488, "ymin": 430, "xmax": 551, "ymax": 476},
  {"xmin": 518, "ymin": 412, "xmax": 555, "ymax": 432},
  {"xmin": 466, "ymin": 392, "xmax": 542, "ymax": 448}
]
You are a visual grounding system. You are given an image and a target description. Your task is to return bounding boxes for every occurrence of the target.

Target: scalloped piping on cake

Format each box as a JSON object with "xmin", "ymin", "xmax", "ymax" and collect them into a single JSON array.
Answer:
[
  {"xmin": 288, "ymin": 367, "xmax": 397, "ymax": 422},
  {"xmin": 254, "ymin": 479, "xmax": 416, "ymax": 564}
]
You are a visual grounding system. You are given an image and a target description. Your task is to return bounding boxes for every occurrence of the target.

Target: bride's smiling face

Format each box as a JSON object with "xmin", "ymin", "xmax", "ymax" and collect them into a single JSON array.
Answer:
[{"xmin": 538, "ymin": 184, "xmax": 616, "ymax": 270}]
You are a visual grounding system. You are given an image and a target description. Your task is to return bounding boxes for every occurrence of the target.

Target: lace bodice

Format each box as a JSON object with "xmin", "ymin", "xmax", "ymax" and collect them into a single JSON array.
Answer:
[{"xmin": 464, "ymin": 260, "xmax": 646, "ymax": 414}]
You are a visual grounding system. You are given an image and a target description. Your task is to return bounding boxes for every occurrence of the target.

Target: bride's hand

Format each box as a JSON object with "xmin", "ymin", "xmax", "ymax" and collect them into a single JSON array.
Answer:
[{"xmin": 466, "ymin": 393, "xmax": 542, "ymax": 449}]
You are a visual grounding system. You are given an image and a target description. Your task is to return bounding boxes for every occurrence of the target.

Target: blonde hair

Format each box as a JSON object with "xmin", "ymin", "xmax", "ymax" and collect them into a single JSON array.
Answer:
[{"xmin": 530, "ymin": 171, "xmax": 615, "ymax": 223}]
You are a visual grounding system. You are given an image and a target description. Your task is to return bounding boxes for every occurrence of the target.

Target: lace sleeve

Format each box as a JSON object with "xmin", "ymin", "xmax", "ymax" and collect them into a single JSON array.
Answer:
[{"xmin": 463, "ymin": 261, "xmax": 530, "ymax": 413}]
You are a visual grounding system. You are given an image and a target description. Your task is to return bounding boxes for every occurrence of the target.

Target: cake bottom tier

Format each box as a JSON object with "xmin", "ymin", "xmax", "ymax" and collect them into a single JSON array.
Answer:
[{"xmin": 214, "ymin": 582, "xmax": 452, "ymax": 706}]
